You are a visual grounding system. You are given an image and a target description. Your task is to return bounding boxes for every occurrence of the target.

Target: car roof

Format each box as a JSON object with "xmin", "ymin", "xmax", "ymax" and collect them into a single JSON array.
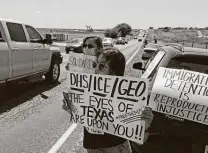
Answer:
[
  {"xmin": 0, "ymin": 18, "xmax": 28, "ymax": 25},
  {"xmin": 69, "ymin": 38, "xmax": 83, "ymax": 41},
  {"xmin": 183, "ymin": 47, "xmax": 208, "ymax": 55},
  {"xmin": 161, "ymin": 45, "xmax": 208, "ymax": 58},
  {"xmin": 144, "ymin": 47, "xmax": 157, "ymax": 51}
]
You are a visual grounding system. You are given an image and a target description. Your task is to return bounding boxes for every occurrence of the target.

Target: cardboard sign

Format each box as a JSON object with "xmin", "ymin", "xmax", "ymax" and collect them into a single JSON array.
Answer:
[
  {"xmin": 67, "ymin": 52, "xmax": 96, "ymax": 74},
  {"xmin": 66, "ymin": 52, "xmax": 103, "ymax": 134},
  {"xmin": 67, "ymin": 71, "xmax": 149, "ymax": 144},
  {"xmin": 150, "ymin": 67, "xmax": 208, "ymax": 125},
  {"xmin": 204, "ymin": 145, "xmax": 208, "ymax": 153}
]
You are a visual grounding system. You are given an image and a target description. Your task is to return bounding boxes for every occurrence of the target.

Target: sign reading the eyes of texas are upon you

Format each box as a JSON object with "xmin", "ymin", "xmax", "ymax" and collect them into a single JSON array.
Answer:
[
  {"xmin": 67, "ymin": 71, "xmax": 148, "ymax": 144},
  {"xmin": 65, "ymin": 53, "xmax": 149, "ymax": 144}
]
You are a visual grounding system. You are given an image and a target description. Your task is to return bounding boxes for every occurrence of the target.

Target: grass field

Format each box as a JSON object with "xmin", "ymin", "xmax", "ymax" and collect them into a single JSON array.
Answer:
[{"xmin": 146, "ymin": 29, "xmax": 208, "ymax": 49}]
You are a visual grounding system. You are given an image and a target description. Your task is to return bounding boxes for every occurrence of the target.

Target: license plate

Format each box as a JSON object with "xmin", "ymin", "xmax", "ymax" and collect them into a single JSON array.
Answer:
[{"xmin": 205, "ymin": 145, "xmax": 208, "ymax": 153}]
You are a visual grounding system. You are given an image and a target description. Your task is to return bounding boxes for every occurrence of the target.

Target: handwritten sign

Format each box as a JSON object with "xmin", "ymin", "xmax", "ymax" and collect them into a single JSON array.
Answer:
[
  {"xmin": 205, "ymin": 145, "xmax": 208, "ymax": 153},
  {"xmin": 150, "ymin": 67, "xmax": 208, "ymax": 125},
  {"xmin": 67, "ymin": 52, "xmax": 103, "ymax": 134},
  {"xmin": 68, "ymin": 52, "xmax": 96, "ymax": 73},
  {"xmin": 67, "ymin": 71, "xmax": 148, "ymax": 144}
]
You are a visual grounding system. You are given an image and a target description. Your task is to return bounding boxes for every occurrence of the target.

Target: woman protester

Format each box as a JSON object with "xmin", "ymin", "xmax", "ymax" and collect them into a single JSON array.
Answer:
[{"xmin": 63, "ymin": 37, "xmax": 154, "ymax": 153}]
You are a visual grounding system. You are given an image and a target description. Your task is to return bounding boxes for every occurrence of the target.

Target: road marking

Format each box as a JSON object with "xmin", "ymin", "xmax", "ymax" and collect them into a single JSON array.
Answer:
[
  {"xmin": 126, "ymin": 43, "xmax": 143, "ymax": 65},
  {"xmin": 47, "ymin": 123, "xmax": 77, "ymax": 153},
  {"xmin": 47, "ymin": 42, "xmax": 143, "ymax": 153}
]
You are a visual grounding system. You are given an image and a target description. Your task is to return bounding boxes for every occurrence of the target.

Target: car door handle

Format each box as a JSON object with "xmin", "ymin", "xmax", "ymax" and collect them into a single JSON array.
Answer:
[{"xmin": 12, "ymin": 48, "xmax": 19, "ymax": 52}]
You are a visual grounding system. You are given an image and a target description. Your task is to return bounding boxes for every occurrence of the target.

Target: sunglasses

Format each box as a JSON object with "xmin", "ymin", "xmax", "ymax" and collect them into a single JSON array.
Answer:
[
  {"xmin": 93, "ymin": 61, "xmax": 106, "ymax": 71},
  {"xmin": 83, "ymin": 44, "xmax": 94, "ymax": 49}
]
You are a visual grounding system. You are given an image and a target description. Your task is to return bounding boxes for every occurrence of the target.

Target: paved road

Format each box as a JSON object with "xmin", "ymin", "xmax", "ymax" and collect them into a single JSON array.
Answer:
[{"xmin": 0, "ymin": 40, "xmax": 144, "ymax": 153}]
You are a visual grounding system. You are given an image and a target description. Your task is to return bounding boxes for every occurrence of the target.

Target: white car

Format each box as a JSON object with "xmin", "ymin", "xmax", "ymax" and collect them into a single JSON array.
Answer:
[{"xmin": 102, "ymin": 38, "xmax": 114, "ymax": 47}]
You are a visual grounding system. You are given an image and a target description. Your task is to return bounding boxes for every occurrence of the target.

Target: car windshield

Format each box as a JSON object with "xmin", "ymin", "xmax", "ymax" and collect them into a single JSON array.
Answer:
[
  {"xmin": 167, "ymin": 55, "xmax": 208, "ymax": 74},
  {"xmin": 69, "ymin": 39, "xmax": 82, "ymax": 43},
  {"xmin": 141, "ymin": 50, "xmax": 166, "ymax": 78}
]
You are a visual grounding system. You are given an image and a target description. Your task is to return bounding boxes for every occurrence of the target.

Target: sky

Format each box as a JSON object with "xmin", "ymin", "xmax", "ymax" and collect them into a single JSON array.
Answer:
[{"xmin": 0, "ymin": 0, "xmax": 208, "ymax": 29}]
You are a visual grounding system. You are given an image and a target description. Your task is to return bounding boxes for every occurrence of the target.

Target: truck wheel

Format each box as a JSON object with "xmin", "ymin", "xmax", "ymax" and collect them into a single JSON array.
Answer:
[{"xmin": 45, "ymin": 60, "xmax": 60, "ymax": 84}]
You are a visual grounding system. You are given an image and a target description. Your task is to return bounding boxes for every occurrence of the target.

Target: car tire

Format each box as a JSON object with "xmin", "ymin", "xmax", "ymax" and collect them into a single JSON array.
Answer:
[{"xmin": 45, "ymin": 59, "xmax": 60, "ymax": 84}]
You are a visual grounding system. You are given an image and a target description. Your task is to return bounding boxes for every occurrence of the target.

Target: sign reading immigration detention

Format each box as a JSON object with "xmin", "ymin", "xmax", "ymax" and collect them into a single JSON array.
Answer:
[
  {"xmin": 149, "ymin": 67, "xmax": 208, "ymax": 125},
  {"xmin": 67, "ymin": 71, "xmax": 148, "ymax": 144}
]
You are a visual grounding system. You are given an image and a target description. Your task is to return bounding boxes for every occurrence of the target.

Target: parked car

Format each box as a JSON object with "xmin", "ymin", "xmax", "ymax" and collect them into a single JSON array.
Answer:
[
  {"xmin": 0, "ymin": 18, "xmax": 62, "ymax": 85},
  {"xmin": 116, "ymin": 37, "xmax": 127, "ymax": 45},
  {"xmin": 138, "ymin": 38, "xmax": 143, "ymax": 42},
  {"xmin": 123, "ymin": 37, "xmax": 128, "ymax": 44},
  {"xmin": 65, "ymin": 38, "xmax": 83, "ymax": 54},
  {"xmin": 102, "ymin": 37, "xmax": 114, "ymax": 47},
  {"xmin": 131, "ymin": 44, "xmax": 208, "ymax": 152}
]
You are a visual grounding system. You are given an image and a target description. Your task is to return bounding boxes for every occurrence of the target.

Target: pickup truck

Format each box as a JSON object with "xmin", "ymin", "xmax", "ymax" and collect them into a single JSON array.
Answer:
[{"xmin": 0, "ymin": 18, "xmax": 63, "ymax": 85}]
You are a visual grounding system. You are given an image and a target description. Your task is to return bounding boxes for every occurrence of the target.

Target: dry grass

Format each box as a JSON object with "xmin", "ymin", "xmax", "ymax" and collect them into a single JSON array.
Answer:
[{"xmin": 147, "ymin": 29, "xmax": 208, "ymax": 49}]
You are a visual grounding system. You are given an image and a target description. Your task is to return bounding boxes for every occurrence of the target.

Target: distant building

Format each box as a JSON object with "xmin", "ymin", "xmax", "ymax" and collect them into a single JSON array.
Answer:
[
  {"xmin": 149, "ymin": 27, "xmax": 154, "ymax": 29},
  {"xmin": 41, "ymin": 32, "xmax": 71, "ymax": 42}
]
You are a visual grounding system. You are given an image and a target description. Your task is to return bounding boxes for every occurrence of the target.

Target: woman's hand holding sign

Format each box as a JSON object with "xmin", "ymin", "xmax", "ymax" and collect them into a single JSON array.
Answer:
[
  {"xmin": 136, "ymin": 106, "xmax": 154, "ymax": 144},
  {"xmin": 62, "ymin": 92, "xmax": 77, "ymax": 114}
]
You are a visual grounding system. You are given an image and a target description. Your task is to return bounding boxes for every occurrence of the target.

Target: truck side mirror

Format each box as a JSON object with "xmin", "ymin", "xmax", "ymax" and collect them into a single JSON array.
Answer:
[{"xmin": 132, "ymin": 62, "xmax": 145, "ymax": 71}]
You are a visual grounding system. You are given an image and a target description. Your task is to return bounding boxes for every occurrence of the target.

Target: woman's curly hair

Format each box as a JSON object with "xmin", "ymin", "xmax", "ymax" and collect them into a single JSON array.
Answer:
[{"xmin": 98, "ymin": 47, "xmax": 126, "ymax": 76}]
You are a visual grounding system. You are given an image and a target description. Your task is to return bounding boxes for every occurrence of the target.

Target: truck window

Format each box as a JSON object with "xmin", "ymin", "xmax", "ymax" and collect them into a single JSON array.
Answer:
[
  {"xmin": 6, "ymin": 22, "xmax": 27, "ymax": 42},
  {"xmin": 25, "ymin": 25, "xmax": 42, "ymax": 42}
]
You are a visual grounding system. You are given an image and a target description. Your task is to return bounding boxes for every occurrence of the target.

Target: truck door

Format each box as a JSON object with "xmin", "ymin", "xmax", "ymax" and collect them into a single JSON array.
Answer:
[
  {"xmin": 0, "ymin": 26, "xmax": 10, "ymax": 81},
  {"xmin": 25, "ymin": 25, "xmax": 50, "ymax": 73},
  {"xmin": 6, "ymin": 22, "xmax": 33, "ymax": 78}
]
